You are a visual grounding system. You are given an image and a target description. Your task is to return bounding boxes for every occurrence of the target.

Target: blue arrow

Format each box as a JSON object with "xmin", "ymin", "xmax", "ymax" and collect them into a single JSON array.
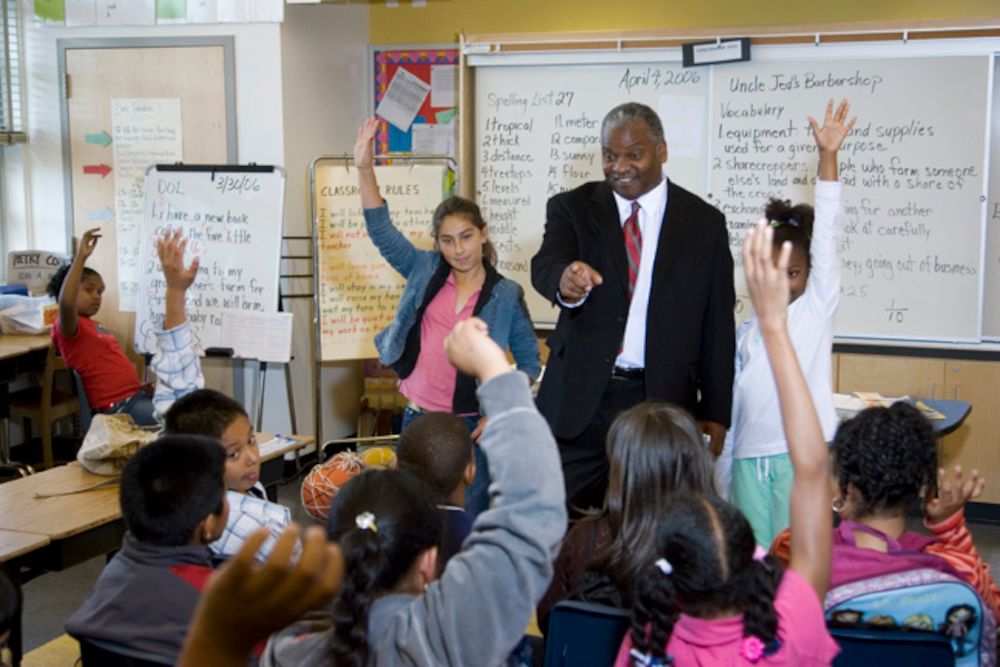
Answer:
[
  {"xmin": 86, "ymin": 207, "xmax": 115, "ymax": 222},
  {"xmin": 85, "ymin": 131, "xmax": 112, "ymax": 148}
]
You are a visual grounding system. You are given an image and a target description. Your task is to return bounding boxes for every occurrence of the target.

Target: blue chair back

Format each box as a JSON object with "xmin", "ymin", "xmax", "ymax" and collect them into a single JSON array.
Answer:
[
  {"xmin": 78, "ymin": 636, "xmax": 175, "ymax": 666},
  {"xmin": 73, "ymin": 369, "xmax": 93, "ymax": 435},
  {"xmin": 543, "ymin": 601, "xmax": 631, "ymax": 667},
  {"xmin": 831, "ymin": 627, "xmax": 955, "ymax": 666}
]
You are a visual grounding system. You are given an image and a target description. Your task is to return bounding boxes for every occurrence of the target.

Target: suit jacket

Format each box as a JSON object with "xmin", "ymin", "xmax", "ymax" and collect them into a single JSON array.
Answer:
[{"xmin": 531, "ymin": 180, "xmax": 735, "ymax": 440}]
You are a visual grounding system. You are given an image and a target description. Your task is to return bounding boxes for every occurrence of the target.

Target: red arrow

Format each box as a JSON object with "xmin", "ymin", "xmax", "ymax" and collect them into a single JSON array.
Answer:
[{"xmin": 83, "ymin": 164, "xmax": 112, "ymax": 178}]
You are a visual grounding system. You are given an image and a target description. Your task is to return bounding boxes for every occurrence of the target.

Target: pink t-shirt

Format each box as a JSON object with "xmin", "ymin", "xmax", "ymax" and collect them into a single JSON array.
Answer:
[
  {"xmin": 615, "ymin": 570, "xmax": 839, "ymax": 667},
  {"xmin": 398, "ymin": 273, "xmax": 481, "ymax": 413},
  {"xmin": 52, "ymin": 316, "xmax": 140, "ymax": 409}
]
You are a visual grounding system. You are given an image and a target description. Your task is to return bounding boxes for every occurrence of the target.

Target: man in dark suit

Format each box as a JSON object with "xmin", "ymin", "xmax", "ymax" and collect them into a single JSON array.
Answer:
[{"xmin": 531, "ymin": 102, "xmax": 735, "ymax": 514}]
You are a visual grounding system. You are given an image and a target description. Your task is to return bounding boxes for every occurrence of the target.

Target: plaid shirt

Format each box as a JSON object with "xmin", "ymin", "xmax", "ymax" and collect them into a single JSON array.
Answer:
[
  {"xmin": 211, "ymin": 485, "xmax": 292, "ymax": 563},
  {"xmin": 151, "ymin": 322, "xmax": 204, "ymax": 420}
]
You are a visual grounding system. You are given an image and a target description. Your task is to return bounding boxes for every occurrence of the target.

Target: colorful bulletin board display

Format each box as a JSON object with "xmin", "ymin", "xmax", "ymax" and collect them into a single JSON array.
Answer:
[
  {"xmin": 312, "ymin": 161, "xmax": 451, "ymax": 361},
  {"xmin": 373, "ymin": 48, "xmax": 459, "ymax": 156}
]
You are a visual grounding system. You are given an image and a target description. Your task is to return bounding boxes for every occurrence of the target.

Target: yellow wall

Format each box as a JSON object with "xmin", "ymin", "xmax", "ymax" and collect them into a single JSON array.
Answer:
[{"xmin": 369, "ymin": 0, "xmax": 999, "ymax": 45}]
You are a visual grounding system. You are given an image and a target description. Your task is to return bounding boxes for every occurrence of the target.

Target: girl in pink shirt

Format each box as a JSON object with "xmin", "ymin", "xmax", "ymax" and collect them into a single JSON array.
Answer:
[{"xmin": 617, "ymin": 219, "xmax": 839, "ymax": 666}]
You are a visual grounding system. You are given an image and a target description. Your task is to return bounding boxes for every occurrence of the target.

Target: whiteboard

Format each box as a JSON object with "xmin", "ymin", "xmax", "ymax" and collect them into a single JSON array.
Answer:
[
  {"xmin": 313, "ymin": 162, "xmax": 449, "ymax": 361},
  {"xmin": 472, "ymin": 50, "xmax": 993, "ymax": 342},
  {"xmin": 985, "ymin": 57, "xmax": 1000, "ymax": 341},
  {"xmin": 134, "ymin": 166, "xmax": 285, "ymax": 354}
]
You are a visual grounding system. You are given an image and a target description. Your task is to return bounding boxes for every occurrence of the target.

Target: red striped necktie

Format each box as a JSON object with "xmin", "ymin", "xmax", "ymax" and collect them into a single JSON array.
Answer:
[{"xmin": 624, "ymin": 201, "xmax": 642, "ymax": 297}]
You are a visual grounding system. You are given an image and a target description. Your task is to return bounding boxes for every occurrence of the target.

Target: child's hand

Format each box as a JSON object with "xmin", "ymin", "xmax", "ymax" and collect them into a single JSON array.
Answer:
[
  {"xmin": 445, "ymin": 317, "xmax": 509, "ymax": 383},
  {"xmin": 808, "ymin": 99, "xmax": 857, "ymax": 155},
  {"xmin": 180, "ymin": 524, "xmax": 343, "ymax": 663},
  {"xmin": 157, "ymin": 228, "xmax": 200, "ymax": 292},
  {"xmin": 742, "ymin": 219, "xmax": 792, "ymax": 330},
  {"xmin": 78, "ymin": 227, "xmax": 102, "ymax": 259},
  {"xmin": 924, "ymin": 465, "xmax": 985, "ymax": 525},
  {"xmin": 354, "ymin": 117, "xmax": 380, "ymax": 171}
]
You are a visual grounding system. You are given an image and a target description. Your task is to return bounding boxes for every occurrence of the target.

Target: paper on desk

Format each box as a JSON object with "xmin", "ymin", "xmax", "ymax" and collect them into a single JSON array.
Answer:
[
  {"xmin": 219, "ymin": 311, "xmax": 293, "ymax": 363},
  {"xmin": 376, "ymin": 68, "xmax": 431, "ymax": 133},
  {"xmin": 258, "ymin": 434, "xmax": 298, "ymax": 458}
]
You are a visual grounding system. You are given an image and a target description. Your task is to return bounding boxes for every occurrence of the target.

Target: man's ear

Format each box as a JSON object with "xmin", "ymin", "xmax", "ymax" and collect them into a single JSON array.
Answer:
[{"xmin": 657, "ymin": 139, "xmax": 668, "ymax": 164}]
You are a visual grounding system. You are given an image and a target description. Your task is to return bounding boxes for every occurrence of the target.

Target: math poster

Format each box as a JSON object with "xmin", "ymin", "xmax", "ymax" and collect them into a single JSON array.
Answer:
[{"xmin": 373, "ymin": 49, "xmax": 459, "ymax": 156}]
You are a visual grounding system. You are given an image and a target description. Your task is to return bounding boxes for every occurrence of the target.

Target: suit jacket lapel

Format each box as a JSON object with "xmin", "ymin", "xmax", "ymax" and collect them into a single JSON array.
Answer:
[
  {"xmin": 651, "ymin": 181, "xmax": 693, "ymax": 292},
  {"xmin": 589, "ymin": 183, "xmax": 630, "ymax": 295}
]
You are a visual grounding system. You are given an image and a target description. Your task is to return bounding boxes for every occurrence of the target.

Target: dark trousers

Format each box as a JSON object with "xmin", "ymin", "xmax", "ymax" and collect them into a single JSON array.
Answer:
[{"xmin": 557, "ymin": 376, "xmax": 645, "ymax": 518}]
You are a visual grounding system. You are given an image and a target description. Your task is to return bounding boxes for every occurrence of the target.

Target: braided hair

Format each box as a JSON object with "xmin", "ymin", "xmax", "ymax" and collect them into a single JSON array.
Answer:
[
  {"xmin": 765, "ymin": 198, "xmax": 815, "ymax": 266},
  {"xmin": 629, "ymin": 494, "xmax": 783, "ymax": 664},
  {"xmin": 326, "ymin": 468, "xmax": 443, "ymax": 667},
  {"xmin": 833, "ymin": 402, "xmax": 937, "ymax": 520}
]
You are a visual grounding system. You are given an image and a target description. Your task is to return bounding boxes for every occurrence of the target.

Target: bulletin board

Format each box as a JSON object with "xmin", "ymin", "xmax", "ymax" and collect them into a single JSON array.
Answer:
[{"xmin": 371, "ymin": 46, "xmax": 459, "ymax": 156}]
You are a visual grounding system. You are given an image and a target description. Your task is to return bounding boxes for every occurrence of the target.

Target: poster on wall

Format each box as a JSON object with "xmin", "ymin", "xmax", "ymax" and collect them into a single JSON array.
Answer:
[
  {"xmin": 373, "ymin": 48, "xmax": 459, "ymax": 156},
  {"xmin": 111, "ymin": 98, "xmax": 183, "ymax": 311}
]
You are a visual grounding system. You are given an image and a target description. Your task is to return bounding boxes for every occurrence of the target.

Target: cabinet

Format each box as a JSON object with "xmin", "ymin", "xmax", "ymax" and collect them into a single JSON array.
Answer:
[{"xmin": 836, "ymin": 354, "xmax": 945, "ymax": 398}]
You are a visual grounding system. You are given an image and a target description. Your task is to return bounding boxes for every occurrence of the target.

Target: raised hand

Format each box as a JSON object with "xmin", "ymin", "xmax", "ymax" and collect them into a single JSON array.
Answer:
[
  {"xmin": 78, "ymin": 227, "xmax": 102, "ymax": 259},
  {"xmin": 924, "ymin": 465, "xmax": 986, "ymax": 525},
  {"xmin": 354, "ymin": 117, "xmax": 380, "ymax": 171},
  {"xmin": 808, "ymin": 99, "xmax": 857, "ymax": 155},
  {"xmin": 157, "ymin": 228, "xmax": 200, "ymax": 292},
  {"xmin": 445, "ymin": 317, "xmax": 510, "ymax": 384}
]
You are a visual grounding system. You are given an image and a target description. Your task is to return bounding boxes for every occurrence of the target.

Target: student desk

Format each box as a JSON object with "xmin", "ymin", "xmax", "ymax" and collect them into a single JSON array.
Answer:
[
  {"xmin": 0, "ymin": 333, "xmax": 52, "ymax": 472},
  {"xmin": 0, "ymin": 530, "xmax": 51, "ymax": 666}
]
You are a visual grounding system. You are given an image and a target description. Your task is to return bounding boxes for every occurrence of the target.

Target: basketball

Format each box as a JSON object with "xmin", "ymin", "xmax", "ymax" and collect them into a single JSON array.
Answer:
[
  {"xmin": 360, "ymin": 446, "xmax": 397, "ymax": 469},
  {"xmin": 301, "ymin": 450, "xmax": 366, "ymax": 521}
]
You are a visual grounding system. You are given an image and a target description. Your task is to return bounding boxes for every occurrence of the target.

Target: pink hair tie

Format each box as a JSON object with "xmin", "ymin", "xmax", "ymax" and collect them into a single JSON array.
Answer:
[
  {"xmin": 740, "ymin": 636, "xmax": 765, "ymax": 662},
  {"xmin": 752, "ymin": 545, "xmax": 768, "ymax": 562}
]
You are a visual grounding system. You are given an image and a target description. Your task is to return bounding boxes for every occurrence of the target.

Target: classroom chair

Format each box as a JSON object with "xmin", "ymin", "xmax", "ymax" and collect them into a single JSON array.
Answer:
[
  {"xmin": 830, "ymin": 627, "xmax": 955, "ymax": 667},
  {"xmin": 543, "ymin": 600, "xmax": 631, "ymax": 667},
  {"xmin": 73, "ymin": 369, "xmax": 94, "ymax": 435},
  {"xmin": 78, "ymin": 636, "xmax": 175, "ymax": 666},
  {"xmin": 8, "ymin": 345, "xmax": 80, "ymax": 469}
]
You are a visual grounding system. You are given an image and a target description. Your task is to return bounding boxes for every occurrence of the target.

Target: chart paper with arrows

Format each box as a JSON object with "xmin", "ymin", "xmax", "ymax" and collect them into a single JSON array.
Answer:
[{"xmin": 110, "ymin": 98, "xmax": 182, "ymax": 310}]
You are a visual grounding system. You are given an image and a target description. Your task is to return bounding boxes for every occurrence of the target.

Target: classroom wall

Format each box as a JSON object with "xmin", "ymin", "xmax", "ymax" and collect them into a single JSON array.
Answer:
[{"xmin": 369, "ymin": 0, "xmax": 1000, "ymax": 44}]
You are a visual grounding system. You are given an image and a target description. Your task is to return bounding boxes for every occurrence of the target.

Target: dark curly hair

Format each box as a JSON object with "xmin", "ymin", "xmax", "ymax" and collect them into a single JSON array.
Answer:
[
  {"xmin": 832, "ymin": 402, "xmax": 937, "ymax": 519},
  {"xmin": 46, "ymin": 263, "xmax": 100, "ymax": 299},
  {"xmin": 629, "ymin": 494, "xmax": 783, "ymax": 663},
  {"xmin": 765, "ymin": 198, "xmax": 814, "ymax": 267}
]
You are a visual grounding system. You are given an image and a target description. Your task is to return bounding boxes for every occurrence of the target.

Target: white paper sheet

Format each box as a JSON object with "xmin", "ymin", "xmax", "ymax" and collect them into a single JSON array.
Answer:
[
  {"xmin": 220, "ymin": 311, "xmax": 293, "ymax": 363},
  {"xmin": 658, "ymin": 95, "xmax": 705, "ymax": 160},
  {"xmin": 217, "ymin": 0, "xmax": 249, "ymax": 22},
  {"xmin": 250, "ymin": 0, "xmax": 282, "ymax": 22},
  {"xmin": 375, "ymin": 68, "xmax": 431, "ymax": 133},
  {"xmin": 95, "ymin": 0, "xmax": 155, "ymax": 25},
  {"xmin": 65, "ymin": 0, "xmax": 97, "ymax": 25},
  {"xmin": 186, "ymin": 0, "xmax": 217, "ymax": 22},
  {"xmin": 111, "ymin": 99, "xmax": 183, "ymax": 311},
  {"xmin": 430, "ymin": 65, "xmax": 457, "ymax": 108},
  {"xmin": 411, "ymin": 123, "xmax": 452, "ymax": 155}
]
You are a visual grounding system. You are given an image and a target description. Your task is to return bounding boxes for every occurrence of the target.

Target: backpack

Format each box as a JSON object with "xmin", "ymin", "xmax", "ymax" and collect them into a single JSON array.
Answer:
[{"xmin": 825, "ymin": 521, "xmax": 996, "ymax": 667}]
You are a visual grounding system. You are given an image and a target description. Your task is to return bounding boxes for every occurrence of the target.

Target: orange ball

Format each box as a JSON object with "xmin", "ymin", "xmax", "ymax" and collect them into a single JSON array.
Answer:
[{"xmin": 300, "ymin": 451, "xmax": 366, "ymax": 521}]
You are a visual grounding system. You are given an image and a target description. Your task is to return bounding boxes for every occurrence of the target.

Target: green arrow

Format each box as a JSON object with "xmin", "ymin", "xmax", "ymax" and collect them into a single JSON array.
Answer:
[{"xmin": 85, "ymin": 131, "xmax": 112, "ymax": 148}]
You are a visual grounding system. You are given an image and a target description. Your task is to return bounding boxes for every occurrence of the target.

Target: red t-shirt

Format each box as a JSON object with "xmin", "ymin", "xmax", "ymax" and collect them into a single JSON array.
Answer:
[{"xmin": 52, "ymin": 316, "xmax": 140, "ymax": 409}]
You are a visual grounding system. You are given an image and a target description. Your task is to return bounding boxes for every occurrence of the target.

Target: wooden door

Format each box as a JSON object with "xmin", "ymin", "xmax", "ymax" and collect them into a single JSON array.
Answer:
[
  {"xmin": 941, "ymin": 360, "xmax": 1000, "ymax": 504},
  {"xmin": 63, "ymin": 41, "xmax": 230, "ymax": 365}
]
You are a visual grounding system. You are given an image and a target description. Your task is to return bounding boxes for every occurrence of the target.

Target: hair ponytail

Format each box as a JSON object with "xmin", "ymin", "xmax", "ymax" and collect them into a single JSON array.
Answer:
[
  {"xmin": 329, "ymin": 529, "xmax": 385, "ymax": 667},
  {"xmin": 737, "ymin": 555, "xmax": 783, "ymax": 648},
  {"xmin": 765, "ymin": 197, "xmax": 814, "ymax": 264},
  {"xmin": 629, "ymin": 564, "xmax": 680, "ymax": 664}
]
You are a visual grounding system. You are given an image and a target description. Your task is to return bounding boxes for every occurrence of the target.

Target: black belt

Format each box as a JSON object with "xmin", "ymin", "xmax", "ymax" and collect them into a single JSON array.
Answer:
[{"xmin": 611, "ymin": 366, "xmax": 644, "ymax": 380}]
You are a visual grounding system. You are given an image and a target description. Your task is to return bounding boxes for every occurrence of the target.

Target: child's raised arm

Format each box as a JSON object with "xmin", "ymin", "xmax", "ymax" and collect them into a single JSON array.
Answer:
[
  {"xmin": 57, "ymin": 227, "xmax": 101, "ymax": 337},
  {"xmin": 354, "ymin": 117, "xmax": 385, "ymax": 209},
  {"xmin": 742, "ymin": 221, "xmax": 831, "ymax": 599},
  {"xmin": 809, "ymin": 99, "xmax": 856, "ymax": 183},
  {"xmin": 156, "ymin": 228, "xmax": 200, "ymax": 331}
]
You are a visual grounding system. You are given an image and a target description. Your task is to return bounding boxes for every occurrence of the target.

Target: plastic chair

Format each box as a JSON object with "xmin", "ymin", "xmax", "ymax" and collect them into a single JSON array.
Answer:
[
  {"xmin": 830, "ymin": 627, "xmax": 956, "ymax": 666},
  {"xmin": 8, "ymin": 345, "xmax": 80, "ymax": 469},
  {"xmin": 73, "ymin": 369, "xmax": 93, "ymax": 435},
  {"xmin": 543, "ymin": 600, "xmax": 631, "ymax": 667},
  {"xmin": 77, "ymin": 636, "xmax": 175, "ymax": 666}
]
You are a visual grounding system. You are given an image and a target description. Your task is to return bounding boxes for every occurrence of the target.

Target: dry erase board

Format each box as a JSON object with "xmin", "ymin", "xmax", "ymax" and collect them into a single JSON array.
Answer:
[
  {"xmin": 134, "ymin": 165, "xmax": 285, "ymax": 354},
  {"xmin": 313, "ymin": 162, "xmax": 449, "ymax": 361},
  {"xmin": 472, "ymin": 47, "xmax": 993, "ymax": 343}
]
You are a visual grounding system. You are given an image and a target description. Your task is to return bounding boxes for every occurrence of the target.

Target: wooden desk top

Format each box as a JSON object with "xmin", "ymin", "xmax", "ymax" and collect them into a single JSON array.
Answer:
[
  {"xmin": 0, "ymin": 344, "xmax": 31, "ymax": 362},
  {"xmin": 0, "ymin": 464, "xmax": 120, "ymax": 540},
  {"xmin": 258, "ymin": 433, "xmax": 314, "ymax": 462},
  {"xmin": 0, "ymin": 529, "xmax": 50, "ymax": 563},
  {"xmin": 0, "ymin": 332, "xmax": 51, "ymax": 353}
]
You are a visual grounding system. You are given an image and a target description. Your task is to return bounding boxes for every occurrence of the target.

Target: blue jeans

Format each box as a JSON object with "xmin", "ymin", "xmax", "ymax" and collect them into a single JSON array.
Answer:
[
  {"xmin": 401, "ymin": 406, "xmax": 490, "ymax": 517},
  {"xmin": 108, "ymin": 390, "xmax": 157, "ymax": 427}
]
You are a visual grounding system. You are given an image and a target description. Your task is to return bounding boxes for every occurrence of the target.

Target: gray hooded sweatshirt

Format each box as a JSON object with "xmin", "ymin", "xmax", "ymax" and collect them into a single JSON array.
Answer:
[{"xmin": 261, "ymin": 371, "xmax": 567, "ymax": 667}]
